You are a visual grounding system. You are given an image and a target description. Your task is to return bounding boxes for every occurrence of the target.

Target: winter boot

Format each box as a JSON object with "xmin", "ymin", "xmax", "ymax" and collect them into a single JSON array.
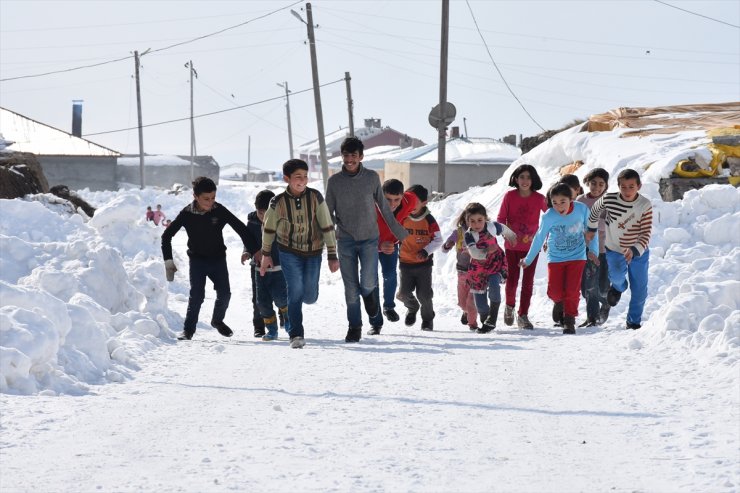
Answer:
[
  {"xmin": 607, "ymin": 286, "xmax": 622, "ymax": 307},
  {"xmin": 517, "ymin": 314, "xmax": 534, "ymax": 330},
  {"xmin": 177, "ymin": 330, "xmax": 194, "ymax": 341},
  {"xmin": 626, "ymin": 321, "xmax": 642, "ymax": 330},
  {"xmin": 552, "ymin": 301, "xmax": 564, "ymax": 327},
  {"xmin": 211, "ymin": 320, "xmax": 233, "ymax": 337},
  {"xmin": 421, "ymin": 320, "xmax": 434, "ymax": 331},
  {"xmin": 383, "ymin": 308, "xmax": 400, "ymax": 322},
  {"xmin": 262, "ymin": 318, "xmax": 279, "ymax": 341},
  {"xmin": 405, "ymin": 310, "xmax": 418, "ymax": 327},
  {"xmin": 503, "ymin": 305, "xmax": 515, "ymax": 326},
  {"xmin": 362, "ymin": 291, "xmax": 380, "ymax": 318},
  {"xmin": 562, "ymin": 315, "xmax": 576, "ymax": 335},
  {"xmin": 367, "ymin": 326, "xmax": 382, "ymax": 335},
  {"xmin": 478, "ymin": 303, "xmax": 500, "ymax": 334},
  {"xmin": 579, "ymin": 318, "xmax": 597, "ymax": 328},
  {"xmin": 345, "ymin": 326, "xmax": 362, "ymax": 343}
]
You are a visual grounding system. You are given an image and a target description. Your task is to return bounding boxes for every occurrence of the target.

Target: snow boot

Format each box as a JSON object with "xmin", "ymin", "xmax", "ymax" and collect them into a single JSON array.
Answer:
[
  {"xmin": 262, "ymin": 320, "xmax": 278, "ymax": 341},
  {"xmin": 211, "ymin": 320, "xmax": 233, "ymax": 337},
  {"xmin": 421, "ymin": 319, "xmax": 433, "ymax": 331},
  {"xmin": 405, "ymin": 310, "xmax": 418, "ymax": 327},
  {"xmin": 562, "ymin": 315, "xmax": 576, "ymax": 335},
  {"xmin": 177, "ymin": 330, "xmax": 194, "ymax": 341},
  {"xmin": 383, "ymin": 308, "xmax": 400, "ymax": 322},
  {"xmin": 478, "ymin": 303, "xmax": 500, "ymax": 333},
  {"xmin": 607, "ymin": 286, "xmax": 622, "ymax": 307},
  {"xmin": 552, "ymin": 301, "xmax": 564, "ymax": 327},
  {"xmin": 345, "ymin": 326, "xmax": 362, "ymax": 343}
]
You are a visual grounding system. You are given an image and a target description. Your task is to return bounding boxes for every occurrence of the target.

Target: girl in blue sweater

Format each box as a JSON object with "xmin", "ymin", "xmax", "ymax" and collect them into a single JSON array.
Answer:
[{"xmin": 520, "ymin": 183, "xmax": 599, "ymax": 334}]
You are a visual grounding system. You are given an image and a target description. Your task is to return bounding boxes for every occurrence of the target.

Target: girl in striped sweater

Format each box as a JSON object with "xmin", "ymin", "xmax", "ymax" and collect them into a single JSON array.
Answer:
[{"xmin": 585, "ymin": 169, "xmax": 653, "ymax": 330}]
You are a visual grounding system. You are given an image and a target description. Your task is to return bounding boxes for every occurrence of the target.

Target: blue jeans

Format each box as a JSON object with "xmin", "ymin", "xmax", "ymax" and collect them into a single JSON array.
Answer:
[
  {"xmin": 581, "ymin": 253, "xmax": 609, "ymax": 321},
  {"xmin": 606, "ymin": 248, "xmax": 650, "ymax": 325},
  {"xmin": 337, "ymin": 237, "xmax": 380, "ymax": 328},
  {"xmin": 255, "ymin": 269, "xmax": 290, "ymax": 333},
  {"xmin": 184, "ymin": 255, "xmax": 231, "ymax": 332},
  {"xmin": 369, "ymin": 245, "xmax": 400, "ymax": 327},
  {"xmin": 279, "ymin": 250, "xmax": 322, "ymax": 338},
  {"xmin": 473, "ymin": 273, "xmax": 503, "ymax": 315}
]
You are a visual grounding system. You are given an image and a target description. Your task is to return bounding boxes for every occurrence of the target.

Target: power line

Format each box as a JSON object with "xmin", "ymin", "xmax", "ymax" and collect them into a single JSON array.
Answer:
[
  {"xmin": 83, "ymin": 78, "xmax": 345, "ymax": 137},
  {"xmin": 0, "ymin": 0, "xmax": 302, "ymax": 82},
  {"xmin": 464, "ymin": 0, "xmax": 546, "ymax": 132},
  {"xmin": 652, "ymin": 0, "xmax": 739, "ymax": 29}
]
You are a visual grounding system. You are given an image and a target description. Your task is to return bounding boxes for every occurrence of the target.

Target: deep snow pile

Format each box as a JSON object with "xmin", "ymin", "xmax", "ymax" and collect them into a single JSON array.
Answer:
[{"xmin": 0, "ymin": 125, "xmax": 738, "ymax": 395}]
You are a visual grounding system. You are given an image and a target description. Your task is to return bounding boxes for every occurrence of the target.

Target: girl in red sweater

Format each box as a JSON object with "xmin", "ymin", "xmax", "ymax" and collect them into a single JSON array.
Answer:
[{"xmin": 496, "ymin": 164, "xmax": 547, "ymax": 329}]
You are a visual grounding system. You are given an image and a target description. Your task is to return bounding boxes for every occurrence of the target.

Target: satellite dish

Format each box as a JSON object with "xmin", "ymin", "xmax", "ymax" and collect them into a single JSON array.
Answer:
[{"xmin": 428, "ymin": 102, "xmax": 456, "ymax": 129}]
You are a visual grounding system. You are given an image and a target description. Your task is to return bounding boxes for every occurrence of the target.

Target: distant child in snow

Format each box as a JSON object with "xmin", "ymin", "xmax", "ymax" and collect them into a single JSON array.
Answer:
[
  {"xmin": 152, "ymin": 204, "xmax": 166, "ymax": 226},
  {"xmin": 559, "ymin": 174, "xmax": 584, "ymax": 199},
  {"xmin": 442, "ymin": 210, "xmax": 480, "ymax": 331},
  {"xmin": 461, "ymin": 203, "xmax": 517, "ymax": 333},
  {"xmin": 367, "ymin": 178, "xmax": 418, "ymax": 335},
  {"xmin": 585, "ymin": 168, "xmax": 652, "ymax": 330},
  {"xmin": 576, "ymin": 168, "xmax": 611, "ymax": 327},
  {"xmin": 497, "ymin": 164, "xmax": 547, "ymax": 330},
  {"xmin": 145, "ymin": 206, "xmax": 154, "ymax": 222},
  {"xmin": 243, "ymin": 190, "xmax": 289, "ymax": 341},
  {"xmin": 260, "ymin": 159, "xmax": 339, "ymax": 349},
  {"xmin": 397, "ymin": 184, "xmax": 442, "ymax": 331},
  {"xmin": 520, "ymin": 182, "xmax": 599, "ymax": 335},
  {"xmin": 162, "ymin": 177, "xmax": 256, "ymax": 341}
]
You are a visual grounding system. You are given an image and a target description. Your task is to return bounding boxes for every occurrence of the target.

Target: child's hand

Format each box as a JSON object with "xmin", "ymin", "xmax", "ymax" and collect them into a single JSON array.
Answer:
[
  {"xmin": 442, "ymin": 240, "xmax": 454, "ymax": 252},
  {"xmin": 328, "ymin": 259, "xmax": 340, "ymax": 273},
  {"xmin": 622, "ymin": 248, "xmax": 634, "ymax": 264},
  {"xmin": 164, "ymin": 259, "xmax": 177, "ymax": 282},
  {"xmin": 518, "ymin": 259, "xmax": 528, "ymax": 269},
  {"xmin": 260, "ymin": 255, "xmax": 273, "ymax": 276},
  {"xmin": 240, "ymin": 252, "xmax": 249, "ymax": 265},
  {"xmin": 587, "ymin": 251, "xmax": 599, "ymax": 265},
  {"xmin": 416, "ymin": 250, "xmax": 429, "ymax": 261},
  {"xmin": 380, "ymin": 241, "xmax": 395, "ymax": 255},
  {"xmin": 501, "ymin": 224, "xmax": 517, "ymax": 245},
  {"xmin": 253, "ymin": 251, "xmax": 263, "ymax": 264},
  {"xmin": 463, "ymin": 230, "xmax": 476, "ymax": 247}
]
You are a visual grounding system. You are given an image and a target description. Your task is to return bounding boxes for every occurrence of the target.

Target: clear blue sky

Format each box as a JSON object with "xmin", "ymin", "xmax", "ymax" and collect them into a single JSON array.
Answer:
[{"xmin": 1, "ymin": 0, "xmax": 738, "ymax": 171}]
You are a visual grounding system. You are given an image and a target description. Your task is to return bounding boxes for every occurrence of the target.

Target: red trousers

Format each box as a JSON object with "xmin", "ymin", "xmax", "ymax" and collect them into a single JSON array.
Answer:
[
  {"xmin": 547, "ymin": 260, "xmax": 586, "ymax": 318},
  {"xmin": 505, "ymin": 249, "xmax": 539, "ymax": 315}
]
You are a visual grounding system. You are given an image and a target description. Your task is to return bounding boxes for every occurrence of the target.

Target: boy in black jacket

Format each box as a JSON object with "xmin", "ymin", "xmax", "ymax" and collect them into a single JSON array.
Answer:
[{"xmin": 162, "ymin": 177, "xmax": 256, "ymax": 340}]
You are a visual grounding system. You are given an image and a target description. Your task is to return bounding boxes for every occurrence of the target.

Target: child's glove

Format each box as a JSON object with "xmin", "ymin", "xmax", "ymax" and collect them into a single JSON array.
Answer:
[
  {"xmin": 164, "ymin": 259, "xmax": 177, "ymax": 282},
  {"xmin": 500, "ymin": 224, "xmax": 517, "ymax": 245},
  {"xmin": 463, "ymin": 230, "xmax": 476, "ymax": 248},
  {"xmin": 416, "ymin": 249, "xmax": 429, "ymax": 260}
]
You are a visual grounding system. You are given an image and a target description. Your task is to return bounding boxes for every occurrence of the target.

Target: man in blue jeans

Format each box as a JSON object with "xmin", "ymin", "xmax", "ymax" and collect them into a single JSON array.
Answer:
[{"xmin": 326, "ymin": 137, "xmax": 409, "ymax": 343}]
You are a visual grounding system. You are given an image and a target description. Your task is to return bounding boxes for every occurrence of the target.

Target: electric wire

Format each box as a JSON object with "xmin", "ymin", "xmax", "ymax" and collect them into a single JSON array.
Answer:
[
  {"xmin": 464, "ymin": 0, "xmax": 546, "ymax": 131},
  {"xmin": 652, "ymin": 0, "xmax": 739, "ymax": 29}
]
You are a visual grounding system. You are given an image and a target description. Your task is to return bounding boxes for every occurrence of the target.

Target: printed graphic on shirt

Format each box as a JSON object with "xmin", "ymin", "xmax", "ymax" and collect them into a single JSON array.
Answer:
[{"xmin": 550, "ymin": 222, "xmax": 585, "ymax": 254}]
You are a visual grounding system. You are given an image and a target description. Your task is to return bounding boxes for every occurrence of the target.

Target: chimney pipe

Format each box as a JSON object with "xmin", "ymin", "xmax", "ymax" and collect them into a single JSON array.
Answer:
[
  {"xmin": 451, "ymin": 126, "xmax": 459, "ymax": 138},
  {"xmin": 72, "ymin": 100, "xmax": 83, "ymax": 137}
]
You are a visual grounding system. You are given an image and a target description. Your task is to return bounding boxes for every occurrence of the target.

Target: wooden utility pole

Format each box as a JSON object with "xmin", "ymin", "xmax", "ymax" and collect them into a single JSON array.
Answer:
[
  {"xmin": 437, "ymin": 0, "xmax": 450, "ymax": 194},
  {"xmin": 134, "ymin": 50, "xmax": 145, "ymax": 189},
  {"xmin": 345, "ymin": 71, "xmax": 354, "ymax": 137},
  {"xmin": 278, "ymin": 81, "xmax": 294, "ymax": 159},
  {"xmin": 186, "ymin": 60, "xmax": 198, "ymax": 182},
  {"xmin": 305, "ymin": 3, "xmax": 329, "ymax": 190}
]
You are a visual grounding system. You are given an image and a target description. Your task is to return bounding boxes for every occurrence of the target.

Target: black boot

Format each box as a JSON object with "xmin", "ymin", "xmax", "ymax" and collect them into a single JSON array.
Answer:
[
  {"xmin": 562, "ymin": 316, "xmax": 576, "ymax": 334},
  {"xmin": 552, "ymin": 301, "xmax": 564, "ymax": 327},
  {"xmin": 477, "ymin": 303, "xmax": 500, "ymax": 333},
  {"xmin": 362, "ymin": 292, "xmax": 379, "ymax": 318},
  {"xmin": 345, "ymin": 326, "xmax": 362, "ymax": 343}
]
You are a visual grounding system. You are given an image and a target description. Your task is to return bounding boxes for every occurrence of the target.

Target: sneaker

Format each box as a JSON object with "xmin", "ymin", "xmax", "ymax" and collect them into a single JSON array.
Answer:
[
  {"xmin": 177, "ymin": 331, "xmax": 194, "ymax": 340},
  {"xmin": 289, "ymin": 336, "xmax": 305, "ymax": 349},
  {"xmin": 404, "ymin": 311, "xmax": 417, "ymax": 327},
  {"xmin": 562, "ymin": 316, "xmax": 576, "ymax": 335},
  {"xmin": 476, "ymin": 322, "xmax": 494, "ymax": 334},
  {"xmin": 345, "ymin": 326, "xmax": 362, "ymax": 343},
  {"xmin": 383, "ymin": 308, "xmax": 400, "ymax": 322},
  {"xmin": 503, "ymin": 305, "xmax": 515, "ymax": 326},
  {"xmin": 579, "ymin": 318, "xmax": 597, "ymax": 328},
  {"xmin": 421, "ymin": 320, "xmax": 433, "ymax": 331},
  {"xmin": 626, "ymin": 321, "xmax": 642, "ymax": 330},
  {"xmin": 211, "ymin": 320, "xmax": 233, "ymax": 337},
  {"xmin": 552, "ymin": 302, "xmax": 564, "ymax": 326},
  {"xmin": 262, "ymin": 333, "xmax": 278, "ymax": 341},
  {"xmin": 607, "ymin": 286, "xmax": 622, "ymax": 307},
  {"xmin": 517, "ymin": 314, "xmax": 534, "ymax": 330},
  {"xmin": 597, "ymin": 304, "xmax": 611, "ymax": 324},
  {"xmin": 253, "ymin": 327, "xmax": 265, "ymax": 338},
  {"xmin": 367, "ymin": 326, "xmax": 382, "ymax": 335},
  {"xmin": 469, "ymin": 325, "xmax": 478, "ymax": 331}
]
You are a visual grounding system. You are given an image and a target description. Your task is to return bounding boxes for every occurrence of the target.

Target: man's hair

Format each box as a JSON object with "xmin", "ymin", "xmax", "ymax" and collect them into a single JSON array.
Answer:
[
  {"xmin": 255, "ymin": 190, "xmax": 275, "ymax": 210},
  {"xmin": 382, "ymin": 178, "xmax": 404, "ymax": 195},
  {"xmin": 340, "ymin": 136, "xmax": 364, "ymax": 155},
  {"xmin": 508, "ymin": 164, "xmax": 543, "ymax": 191},
  {"xmin": 192, "ymin": 176, "xmax": 217, "ymax": 195},
  {"xmin": 407, "ymin": 184, "xmax": 428, "ymax": 202},
  {"xmin": 282, "ymin": 158, "xmax": 309, "ymax": 177},
  {"xmin": 617, "ymin": 168, "xmax": 641, "ymax": 186},
  {"xmin": 583, "ymin": 167, "xmax": 610, "ymax": 184}
]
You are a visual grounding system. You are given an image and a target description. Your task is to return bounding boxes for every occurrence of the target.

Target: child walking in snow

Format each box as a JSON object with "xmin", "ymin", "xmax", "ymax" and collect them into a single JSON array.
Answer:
[
  {"xmin": 152, "ymin": 204, "xmax": 166, "ymax": 226},
  {"xmin": 462, "ymin": 203, "xmax": 517, "ymax": 333},
  {"xmin": 497, "ymin": 164, "xmax": 547, "ymax": 329},
  {"xmin": 397, "ymin": 185, "xmax": 442, "ymax": 331},
  {"xmin": 520, "ymin": 182, "xmax": 599, "ymax": 334},
  {"xmin": 442, "ymin": 210, "xmax": 480, "ymax": 331},
  {"xmin": 585, "ymin": 168, "xmax": 652, "ymax": 330},
  {"xmin": 576, "ymin": 168, "xmax": 611, "ymax": 326}
]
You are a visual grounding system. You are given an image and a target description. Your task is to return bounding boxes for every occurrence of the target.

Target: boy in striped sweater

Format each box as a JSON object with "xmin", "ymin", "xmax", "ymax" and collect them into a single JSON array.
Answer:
[{"xmin": 586, "ymin": 169, "xmax": 653, "ymax": 330}]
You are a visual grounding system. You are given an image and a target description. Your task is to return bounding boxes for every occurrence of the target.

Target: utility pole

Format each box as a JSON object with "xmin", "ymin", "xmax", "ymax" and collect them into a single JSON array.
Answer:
[
  {"xmin": 292, "ymin": 4, "xmax": 328, "ymax": 190},
  {"xmin": 186, "ymin": 60, "xmax": 198, "ymax": 182},
  {"xmin": 345, "ymin": 71, "xmax": 354, "ymax": 137},
  {"xmin": 277, "ymin": 82, "xmax": 294, "ymax": 159},
  {"xmin": 437, "ymin": 0, "xmax": 450, "ymax": 194},
  {"xmin": 134, "ymin": 50, "xmax": 145, "ymax": 189}
]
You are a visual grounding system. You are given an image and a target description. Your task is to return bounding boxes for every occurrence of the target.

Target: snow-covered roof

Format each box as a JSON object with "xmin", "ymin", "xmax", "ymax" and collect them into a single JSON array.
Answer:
[
  {"xmin": 0, "ymin": 107, "xmax": 120, "ymax": 157},
  {"xmin": 296, "ymin": 126, "xmax": 387, "ymax": 157},
  {"xmin": 391, "ymin": 137, "xmax": 521, "ymax": 164}
]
